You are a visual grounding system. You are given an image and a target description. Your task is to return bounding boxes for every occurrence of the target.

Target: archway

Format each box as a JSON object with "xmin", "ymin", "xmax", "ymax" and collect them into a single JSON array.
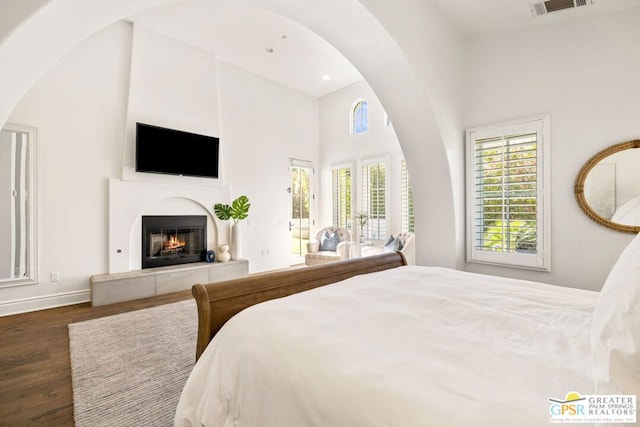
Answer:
[{"xmin": 0, "ymin": 0, "xmax": 463, "ymax": 268}]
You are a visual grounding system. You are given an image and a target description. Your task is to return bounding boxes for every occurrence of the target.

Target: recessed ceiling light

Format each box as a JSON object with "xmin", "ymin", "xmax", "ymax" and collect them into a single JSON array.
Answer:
[{"xmin": 322, "ymin": 75, "xmax": 331, "ymax": 81}]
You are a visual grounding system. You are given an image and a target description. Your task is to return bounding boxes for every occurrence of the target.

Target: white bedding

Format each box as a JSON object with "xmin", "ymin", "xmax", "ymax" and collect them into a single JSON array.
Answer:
[
  {"xmin": 612, "ymin": 193, "xmax": 640, "ymax": 225},
  {"xmin": 175, "ymin": 266, "xmax": 598, "ymax": 427}
]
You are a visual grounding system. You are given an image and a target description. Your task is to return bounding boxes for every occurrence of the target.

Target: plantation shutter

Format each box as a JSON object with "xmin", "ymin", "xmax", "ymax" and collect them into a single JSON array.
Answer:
[
  {"xmin": 474, "ymin": 132, "xmax": 538, "ymax": 253},
  {"xmin": 332, "ymin": 166, "xmax": 352, "ymax": 229},
  {"xmin": 400, "ymin": 159, "xmax": 415, "ymax": 233},
  {"xmin": 362, "ymin": 161, "xmax": 386, "ymax": 240},
  {"xmin": 467, "ymin": 116, "xmax": 550, "ymax": 270}
]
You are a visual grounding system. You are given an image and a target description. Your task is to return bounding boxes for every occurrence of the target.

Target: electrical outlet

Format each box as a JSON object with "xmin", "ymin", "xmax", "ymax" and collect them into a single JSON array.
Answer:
[{"xmin": 50, "ymin": 272, "xmax": 60, "ymax": 282}]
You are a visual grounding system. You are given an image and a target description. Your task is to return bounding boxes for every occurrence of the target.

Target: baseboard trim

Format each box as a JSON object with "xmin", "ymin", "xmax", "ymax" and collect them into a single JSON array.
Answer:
[{"xmin": 0, "ymin": 289, "xmax": 90, "ymax": 317}]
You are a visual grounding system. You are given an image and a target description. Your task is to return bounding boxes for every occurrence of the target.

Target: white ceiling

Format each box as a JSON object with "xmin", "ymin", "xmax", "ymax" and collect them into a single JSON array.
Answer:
[
  {"xmin": 129, "ymin": 0, "xmax": 363, "ymax": 98},
  {"xmin": 130, "ymin": 0, "xmax": 640, "ymax": 98},
  {"xmin": 430, "ymin": 0, "xmax": 640, "ymax": 36}
]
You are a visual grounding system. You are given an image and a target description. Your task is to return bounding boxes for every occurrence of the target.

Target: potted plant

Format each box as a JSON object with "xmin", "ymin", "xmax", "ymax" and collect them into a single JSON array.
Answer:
[
  {"xmin": 214, "ymin": 195, "xmax": 251, "ymax": 259},
  {"xmin": 356, "ymin": 211, "xmax": 368, "ymax": 243},
  {"xmin": 214, "ymin": 195, "xmax": 251, "ymax": 224}
]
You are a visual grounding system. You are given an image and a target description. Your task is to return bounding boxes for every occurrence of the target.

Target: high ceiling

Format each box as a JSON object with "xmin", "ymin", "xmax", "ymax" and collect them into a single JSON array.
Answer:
[
  {"xmin": 129, "ymin": 0, "xmax": 363, "ymax": 98},
  {"xmin": 430, "ymin": 0, "xmax": 640, "ymax": 36},
  {"xmin": 129, "ymin": 0, "xmax": 640, "ymax": 98}
]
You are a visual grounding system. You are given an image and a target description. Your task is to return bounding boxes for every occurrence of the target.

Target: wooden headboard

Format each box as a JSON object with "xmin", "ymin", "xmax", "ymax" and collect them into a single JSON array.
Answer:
[{"xmin": 191, "ymin": 252, "xmax": 407, "ymax": 360}]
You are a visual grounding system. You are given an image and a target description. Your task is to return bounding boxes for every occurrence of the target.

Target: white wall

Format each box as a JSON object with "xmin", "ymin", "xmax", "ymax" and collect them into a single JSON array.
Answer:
[
  {"xmin": 239, "ymin": 0, "xmax": 467, "ymax": 268},
  {"xmin": 0, "ymin": 21, "xmax": 133, "ymax": 313},
  {"xmin": 7, "ymin": 1, "xmax": 632, "ymax": 307},
  {"xmin": 319, "ymin": 80, "xmax": 405, "ymax": 236},
  {"xmin": 465, "ymin": 10, "xmax": 640, "ymax": 291},
  {"xmin": 0, "ymin": 0, "xmax": 49, "ymax": 45},
  {"xmin": 0, "ymin": 0, "xmax": 468, "ymax": 274},
  {"xmin": 358, "ymin": 0, "xmax": 467, "ymax": 267},
  {"xmin": 122, "ymin": 24, "xmax": 220, "ymax": 183},
  {"xmin": 107, "ymin": 23, "xmax": 227, "ymax": 274},
  {"xmin": 0, "ymin": 19, "xmax": 320, "ymax": 314},
  {"xmin": 0, "ymin": 0, "xmax": 191, "ymax": 128},
  {"xmin": 216, "ymin": 60, "xmax": 320, "ymax": 272}
]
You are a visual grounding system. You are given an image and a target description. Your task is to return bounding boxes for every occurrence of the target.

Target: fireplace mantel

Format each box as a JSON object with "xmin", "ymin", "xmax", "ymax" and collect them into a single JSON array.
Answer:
[{"xmin": 108, "ymin": 178, "xmax": 230, "ymax": 274}]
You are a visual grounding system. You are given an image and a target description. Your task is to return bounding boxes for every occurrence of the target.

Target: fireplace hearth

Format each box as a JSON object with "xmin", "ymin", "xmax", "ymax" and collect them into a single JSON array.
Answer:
[{"xmin": 142, "ymin": 215, "xmax": 206, "ymax": 269}]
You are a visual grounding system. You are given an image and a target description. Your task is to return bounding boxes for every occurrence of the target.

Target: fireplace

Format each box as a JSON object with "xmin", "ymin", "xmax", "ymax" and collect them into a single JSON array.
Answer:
[{"xmin": 142, "ymin": 215, "xmax": 206, "ymax": 269}]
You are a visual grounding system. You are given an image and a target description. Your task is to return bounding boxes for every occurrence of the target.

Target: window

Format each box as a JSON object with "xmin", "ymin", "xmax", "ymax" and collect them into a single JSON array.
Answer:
[
  {"xmin": 331, "ymin": 163, "xmax": 353, "ymax": 230},
  {"xmin": 290, "ymin": 159, "xmax": 313, "ymax": 260},
  {"xmin": 350, "ymin": 99, "xmax": 368, "ymax": 135},
  {"xmin": 400, "ymin": 159, "xmax": 415, "ymax": 233},
  {"xmin": 0, "ymin": 123, "xmax": 38, "ymax": 287},
  {"xmin": 466, "ymin": 115, "xmax": 550, "ymax": 270},
  {"xmin": 362, "ymin": 159, "xmax": 387, "ymax": 240}
]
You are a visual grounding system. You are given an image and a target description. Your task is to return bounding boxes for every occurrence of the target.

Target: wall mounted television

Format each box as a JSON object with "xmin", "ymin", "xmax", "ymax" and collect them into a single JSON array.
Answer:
[{"xmin": 135, "ymin": 122, "xmax": 219, "ymax": 179}]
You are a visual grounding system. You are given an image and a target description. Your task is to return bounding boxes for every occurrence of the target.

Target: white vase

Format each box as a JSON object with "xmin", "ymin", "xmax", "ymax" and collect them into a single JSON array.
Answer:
[
  {"xmin": 230, "ymin": 223, "xmax": 241, "ymax": 260},
  {"xmin": 217, "ymin": 243, "xmax": 230, "ymax": 263}
]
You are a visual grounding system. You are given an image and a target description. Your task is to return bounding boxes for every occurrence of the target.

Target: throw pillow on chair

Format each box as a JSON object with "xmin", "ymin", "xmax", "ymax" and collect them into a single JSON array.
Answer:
[{"xmin": 320, "ymin": 230, "xmax": 341, "ymax": 251}]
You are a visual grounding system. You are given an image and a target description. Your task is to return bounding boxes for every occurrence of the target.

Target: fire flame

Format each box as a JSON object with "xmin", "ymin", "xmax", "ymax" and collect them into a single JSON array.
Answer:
[{"xmin": 165, "ymin": 234, "xmax": 186, "ymax": 250}]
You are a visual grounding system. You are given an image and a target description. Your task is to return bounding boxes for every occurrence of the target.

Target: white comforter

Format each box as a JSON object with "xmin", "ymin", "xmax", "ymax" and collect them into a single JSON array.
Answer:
[{"xmin": 175, "ymin": 266, "xmax": 598, "ymax": 427}]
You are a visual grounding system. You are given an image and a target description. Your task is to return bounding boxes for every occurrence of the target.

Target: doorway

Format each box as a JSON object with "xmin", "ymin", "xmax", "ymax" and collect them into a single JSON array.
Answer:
[{"xmin": 289, "ymin": 159, "xmax": 313, "ymax": 265}]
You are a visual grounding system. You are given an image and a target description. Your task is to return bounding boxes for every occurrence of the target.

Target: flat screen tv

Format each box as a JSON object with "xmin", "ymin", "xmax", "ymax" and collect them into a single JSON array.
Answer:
[{"xmin": 136, "ymin": 122, "xmax": 219, "ymax": 179}]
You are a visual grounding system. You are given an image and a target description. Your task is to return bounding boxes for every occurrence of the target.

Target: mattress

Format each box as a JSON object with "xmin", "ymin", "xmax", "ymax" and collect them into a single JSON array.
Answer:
[{"xmin": 175, "ymin": 266, "xmax": 598, "ymax": 426}]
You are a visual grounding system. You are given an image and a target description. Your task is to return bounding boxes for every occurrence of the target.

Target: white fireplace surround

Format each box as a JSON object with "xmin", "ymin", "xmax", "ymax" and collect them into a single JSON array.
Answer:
[{"xmin": 108, "ymin": 178, "xmax": 230, "ymax": 274}]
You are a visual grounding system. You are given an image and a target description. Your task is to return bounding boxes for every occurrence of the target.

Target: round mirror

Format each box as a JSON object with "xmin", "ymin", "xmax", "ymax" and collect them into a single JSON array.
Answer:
[{"xmin": 575, "ymin": 140, "xmax": 640, "ymax": 233}]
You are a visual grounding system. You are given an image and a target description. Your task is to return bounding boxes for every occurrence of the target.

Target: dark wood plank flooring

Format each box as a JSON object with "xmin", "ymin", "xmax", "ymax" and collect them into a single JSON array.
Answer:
[{"xmin": 0, "ymin": 290, "xmax": 193, "ymax": 426}]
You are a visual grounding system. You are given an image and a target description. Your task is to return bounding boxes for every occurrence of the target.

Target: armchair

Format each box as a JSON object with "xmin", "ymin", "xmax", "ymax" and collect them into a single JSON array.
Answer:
[
  {"xmin": 361, "ymin": 232, "xmax": 415, "ymax": 265},
  {"xmin": 305, "ymin": 227, "xmax": 351, "ymax": 266}
]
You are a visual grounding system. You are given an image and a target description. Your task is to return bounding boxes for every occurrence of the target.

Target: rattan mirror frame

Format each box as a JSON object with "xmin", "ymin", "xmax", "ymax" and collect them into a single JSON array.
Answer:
[{"xmin": 574, "ymin": 140, "xmax": 640, "ymax": 233}]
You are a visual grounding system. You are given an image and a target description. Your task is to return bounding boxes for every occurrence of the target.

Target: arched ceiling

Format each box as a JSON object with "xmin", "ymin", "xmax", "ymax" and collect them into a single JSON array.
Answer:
[{"xmin": 0, "ymin": 0, "xmax": 464, "ymax": 268}]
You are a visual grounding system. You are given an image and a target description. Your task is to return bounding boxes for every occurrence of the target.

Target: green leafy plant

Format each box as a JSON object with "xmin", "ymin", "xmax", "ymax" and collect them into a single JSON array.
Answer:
[
  {"xmin": 482, "ymin": 220, "xmax": 536, "ymax": 253},
  {"xmin": 514, "ymin": 223, "xmax": 537, "ymax": 253},
  {"xmin": 214, "ymin": 195, "xmax": 251, "ymax": 224},
  {"xmin": 356, "ymin": 211, "xmax": 368, "ymax": 228}
]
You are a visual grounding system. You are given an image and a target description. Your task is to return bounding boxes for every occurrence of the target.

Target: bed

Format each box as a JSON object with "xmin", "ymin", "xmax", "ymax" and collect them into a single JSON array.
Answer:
[
  {"xmin": 612, "ymin": 194, "xmax": 640, "ymax": 226},
  {"xmin": 175, "ymin": 237, "xmax": 640, "ymax": 426}
]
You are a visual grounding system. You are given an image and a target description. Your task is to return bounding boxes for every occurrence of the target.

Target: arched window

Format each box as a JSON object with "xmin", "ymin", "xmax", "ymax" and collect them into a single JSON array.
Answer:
[{"xmin": 350, "ymin": 99, "xmax": 368, "ymax": 135}]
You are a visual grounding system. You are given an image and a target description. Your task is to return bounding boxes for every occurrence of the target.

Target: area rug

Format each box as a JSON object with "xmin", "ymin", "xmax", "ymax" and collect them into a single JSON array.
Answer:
[{"xmin": 69, "ymin": 299, "xmax": 197, "ymax": 427}]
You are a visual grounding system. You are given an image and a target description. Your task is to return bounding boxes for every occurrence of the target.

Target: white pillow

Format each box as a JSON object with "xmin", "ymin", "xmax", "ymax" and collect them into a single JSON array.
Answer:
[{"xmin": 592, "ymin": 232, "xmax": 640, "ymax": 395}]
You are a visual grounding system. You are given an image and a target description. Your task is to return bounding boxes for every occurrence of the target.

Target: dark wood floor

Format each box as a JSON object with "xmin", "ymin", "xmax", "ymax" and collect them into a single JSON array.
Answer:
[{"xmin": 0, "ymin": 290, "xmax": 193, "ymax": 426}]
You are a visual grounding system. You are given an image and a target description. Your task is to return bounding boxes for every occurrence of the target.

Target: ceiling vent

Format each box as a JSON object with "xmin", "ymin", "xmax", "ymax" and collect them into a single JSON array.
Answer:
[{"xmin": 530, "ymin": 0, "xmax": 595, "ymax": 16}]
